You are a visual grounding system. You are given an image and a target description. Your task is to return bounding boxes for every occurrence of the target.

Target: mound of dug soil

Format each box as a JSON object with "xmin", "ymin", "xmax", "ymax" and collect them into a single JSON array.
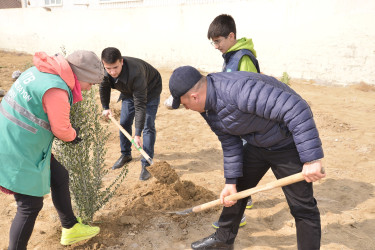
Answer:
[
  {"xmin": 101, "ymin": 161, "xmax": 217, "ymax": 220},
  {"xmin": 148, "ymin": 161, "xmax": 180, "ymax": 185},
  {"xmin": 135, "ymin": 161, "xmax": 217, "ymax": 211},
  {"xmin": 93, "ymin": 161, "xmax": 218, "ymax": 246}
]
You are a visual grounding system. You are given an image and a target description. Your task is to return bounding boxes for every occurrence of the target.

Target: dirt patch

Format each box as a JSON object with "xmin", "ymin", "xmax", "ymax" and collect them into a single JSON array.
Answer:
[
  {"xmin": 356, "ymin": 81, "xmax": 375, "ymax": 92},
  {"xmin": 0, "ymin": 50, "xmax": 33, "ymax": 101}
]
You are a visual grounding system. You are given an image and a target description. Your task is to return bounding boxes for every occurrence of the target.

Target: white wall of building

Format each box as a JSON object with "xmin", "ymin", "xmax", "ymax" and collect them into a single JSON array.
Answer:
[{"xmin": 0, "ymin": 0, "xmax": 374, "ymax": 85}]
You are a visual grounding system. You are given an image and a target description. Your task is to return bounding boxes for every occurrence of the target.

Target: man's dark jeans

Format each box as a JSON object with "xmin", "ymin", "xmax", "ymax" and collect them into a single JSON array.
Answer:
[
  {"xmin": 119, "ymin": 97, "xmax": 160, "ymax": 166},
  {"xmin": 215, "ymin": 143, "xmax": 321, "ymax": 250}
]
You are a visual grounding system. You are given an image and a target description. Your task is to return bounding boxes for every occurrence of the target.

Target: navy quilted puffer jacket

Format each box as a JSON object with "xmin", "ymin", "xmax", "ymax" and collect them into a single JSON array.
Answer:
[{"xmin": 201, "ymin": 71, "xmax": 324, "ymax": 180}]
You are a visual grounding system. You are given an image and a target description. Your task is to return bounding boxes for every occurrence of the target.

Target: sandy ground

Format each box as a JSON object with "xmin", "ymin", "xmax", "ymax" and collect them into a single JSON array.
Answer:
[{"xmin": 0, "ymin": 50, "xmax": 374, "ymax": 250}]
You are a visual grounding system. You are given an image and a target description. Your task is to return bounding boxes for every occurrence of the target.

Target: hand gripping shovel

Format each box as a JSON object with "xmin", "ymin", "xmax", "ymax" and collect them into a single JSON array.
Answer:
[
  {"xmin": 108, "ymin": 115, "xmax": 153, "ymax": 165},
  {"xmin": 169, "ymin": 168, "xmax": 325, "ymax": 215}
]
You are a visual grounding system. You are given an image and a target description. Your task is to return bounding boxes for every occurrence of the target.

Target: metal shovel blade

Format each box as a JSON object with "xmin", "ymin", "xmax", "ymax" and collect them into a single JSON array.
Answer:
[{"xmin": 167, "ymin": 208, "xmax": 193, "ymax": 215}]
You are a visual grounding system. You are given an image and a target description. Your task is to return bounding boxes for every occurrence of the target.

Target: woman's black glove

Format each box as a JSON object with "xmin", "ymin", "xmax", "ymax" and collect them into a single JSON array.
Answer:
[{"xmin": 70, "ymin": 127, "xmax": 82, "ymax": 144}]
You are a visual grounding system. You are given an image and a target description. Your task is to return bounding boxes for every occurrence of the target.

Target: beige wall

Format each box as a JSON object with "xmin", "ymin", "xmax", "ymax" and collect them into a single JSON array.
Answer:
[{"xmin": 0, "ymin": 0, "xmax": 374, "ymax": 85}]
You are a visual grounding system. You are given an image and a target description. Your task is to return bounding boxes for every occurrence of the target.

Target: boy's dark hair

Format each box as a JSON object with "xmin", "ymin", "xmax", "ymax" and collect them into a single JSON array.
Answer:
[
  {"xmin": 101, "ymin": 47, "xmax": 122, "ymax": 64},
  {"xmin": 207, "ymin": 14, "xmax": 236, "ymax": 40}
]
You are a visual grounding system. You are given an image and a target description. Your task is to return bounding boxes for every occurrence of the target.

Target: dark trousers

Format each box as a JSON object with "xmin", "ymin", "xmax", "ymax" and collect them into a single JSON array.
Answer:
[
  {"xmin": 8, "ymin": 157, "xmax": 77, "ymax": 250},
  {"xmin": 216, "ymin": 143, "xmax": 321, "ymax": 250},
  {"xmin": 119, "ymin": 96, "xmax": 160, "ymax": 166}
]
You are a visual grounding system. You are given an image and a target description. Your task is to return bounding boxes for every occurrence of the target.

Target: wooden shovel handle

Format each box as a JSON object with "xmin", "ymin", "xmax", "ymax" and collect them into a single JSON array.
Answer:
[
  {"xmin": 192, "ymin": 170, "xmax": 320, "ymax": 213},
  {"xmin": 108, "ymin": 115, "xmax": 153, "ymax": 165}
]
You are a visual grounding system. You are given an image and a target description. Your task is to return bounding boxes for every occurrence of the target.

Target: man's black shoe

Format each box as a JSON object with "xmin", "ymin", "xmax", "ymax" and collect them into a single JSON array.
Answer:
[
  {"xmin": 191, "ymin": 233, "xmax": 234, "ymax": 250},
  {"xmin": 139, "ymin": 164, "xmax": 151, "ymax": 181},
  {"xmin": 112, "ymin": 155, "xmax": 132, "ymax": 170}
]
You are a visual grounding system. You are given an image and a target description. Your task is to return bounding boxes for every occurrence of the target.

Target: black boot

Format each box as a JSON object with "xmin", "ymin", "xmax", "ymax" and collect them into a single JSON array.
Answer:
[
  {"xmin": 191, "ymin": 233, "xmax": 234, "ymax": 250},
  {"xmin": 112, "ymin": 155, "xmax": 132, "ymax": 170},
  {"xmin": 139, "ymin": 164, "xmax": 151, "ymax": 181}
]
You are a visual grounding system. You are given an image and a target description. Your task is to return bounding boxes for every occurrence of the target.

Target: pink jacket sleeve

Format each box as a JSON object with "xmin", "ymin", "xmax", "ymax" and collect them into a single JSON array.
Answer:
[{"xmin": 42, "ymin": 88, "xmax": 76, "ymax": 141}]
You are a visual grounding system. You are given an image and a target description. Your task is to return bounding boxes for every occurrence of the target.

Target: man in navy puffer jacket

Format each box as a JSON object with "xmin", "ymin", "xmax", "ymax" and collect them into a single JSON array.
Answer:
[{"xmin": 169, "ymin": 66, "xmax": 326, "ymax": 250}]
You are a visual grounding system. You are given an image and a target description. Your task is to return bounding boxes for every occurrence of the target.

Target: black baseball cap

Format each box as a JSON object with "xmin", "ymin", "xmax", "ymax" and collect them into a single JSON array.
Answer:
[{"xmin": 169, "ymin": 66, "xmax": 202, "ymax": 109}]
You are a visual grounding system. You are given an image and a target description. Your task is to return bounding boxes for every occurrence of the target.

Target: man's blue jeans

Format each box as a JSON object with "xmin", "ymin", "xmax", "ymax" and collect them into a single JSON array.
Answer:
[{"xmin": 119, "ymin": 97, "xmax": 160, "ymax": 167}]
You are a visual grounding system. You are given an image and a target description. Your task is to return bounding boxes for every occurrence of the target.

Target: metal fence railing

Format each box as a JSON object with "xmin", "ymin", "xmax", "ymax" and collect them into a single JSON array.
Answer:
[
  {"xmin": 96, "ymin": 0, "xmax": 237, "ymax": 9},
  {"xmin": 0, "ymin": 0, "xmax": 239, "ymax": 10}
]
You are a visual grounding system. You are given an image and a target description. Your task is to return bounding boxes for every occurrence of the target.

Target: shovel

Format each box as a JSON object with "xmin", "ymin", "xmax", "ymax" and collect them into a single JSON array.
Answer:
[
  {"xmin": 169, "ymin": 168, "xmax": 325, "ymax": 215},
  {"xmin": 108, "ymin": 115, "xmax": 153, "ymax": 165}
]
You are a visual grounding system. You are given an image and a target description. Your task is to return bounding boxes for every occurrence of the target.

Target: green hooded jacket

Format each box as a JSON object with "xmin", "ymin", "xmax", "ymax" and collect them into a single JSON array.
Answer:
[{"xmin": 227, "ymin": 37, "xmax": 258, "ymax": 73}]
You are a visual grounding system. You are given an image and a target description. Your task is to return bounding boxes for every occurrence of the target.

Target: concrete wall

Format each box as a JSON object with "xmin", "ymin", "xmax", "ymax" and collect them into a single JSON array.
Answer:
[{"xmin": 0, "ymin": 0, "xmax": 374, "ymax": 85}]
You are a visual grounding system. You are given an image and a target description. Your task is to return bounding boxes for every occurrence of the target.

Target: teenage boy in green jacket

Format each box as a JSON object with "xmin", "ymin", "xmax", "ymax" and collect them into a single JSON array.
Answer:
[
  {"xmin": 208, "ymin": 14, "xmax": 260, "ymax": 73},
  {"xmin": 164, "ymin": 14, "xmax": 260, "ymax": 104},
  {"xmin": 207, "ymin": 13, "xmax": 261, "ymax": 229}
]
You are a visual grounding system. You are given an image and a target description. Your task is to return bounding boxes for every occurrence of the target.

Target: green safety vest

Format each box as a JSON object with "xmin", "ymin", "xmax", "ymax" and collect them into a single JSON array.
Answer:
[{"xmin": 0, "ymin": 67, "xmax": 72, "ymax": 197}]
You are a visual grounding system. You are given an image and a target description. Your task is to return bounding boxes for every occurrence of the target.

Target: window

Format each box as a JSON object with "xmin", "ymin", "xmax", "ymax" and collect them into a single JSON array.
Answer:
[{"xmin": 44, "ymin": 0, "xmax": 62, "ymax": 6}]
